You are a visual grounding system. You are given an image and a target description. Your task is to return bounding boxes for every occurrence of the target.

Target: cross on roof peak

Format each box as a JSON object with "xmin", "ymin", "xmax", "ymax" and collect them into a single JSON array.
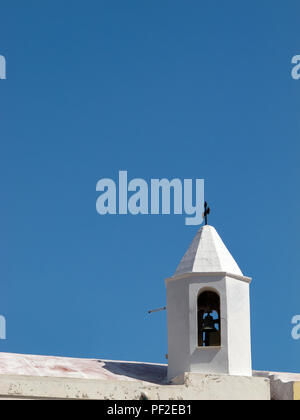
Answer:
[{"xmin": 203, "ymin": 201, "xmax": 211, "ymax": 225}]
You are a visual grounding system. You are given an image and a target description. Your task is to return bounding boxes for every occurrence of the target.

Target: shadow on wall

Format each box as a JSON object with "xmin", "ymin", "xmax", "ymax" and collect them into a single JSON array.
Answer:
[{"xmin": 101, "ymin": 361, "xmax": 168, "ymax": 385}]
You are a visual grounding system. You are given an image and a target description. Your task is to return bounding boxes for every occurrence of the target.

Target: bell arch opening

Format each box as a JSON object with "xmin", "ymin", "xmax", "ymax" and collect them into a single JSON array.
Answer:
[{"xmin": 197, "ymin": 290, "xmax": 221, "ymax": 347}]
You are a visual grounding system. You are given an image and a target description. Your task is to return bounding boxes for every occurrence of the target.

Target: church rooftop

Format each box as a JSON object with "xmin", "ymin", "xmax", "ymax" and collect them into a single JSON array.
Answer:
[
  {"xmin": 0, "ymin": 352, "xmax": 297, "ymax": 400},
  {"xmin": 175, "ymin": 225, "xmax": 243, "ymax": 276}
]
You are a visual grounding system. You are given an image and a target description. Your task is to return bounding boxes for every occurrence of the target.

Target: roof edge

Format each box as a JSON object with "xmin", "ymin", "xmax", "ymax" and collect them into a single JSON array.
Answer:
[{"xmin": 165, "ymin": 271, "xmax": 252, "ymax": 285}]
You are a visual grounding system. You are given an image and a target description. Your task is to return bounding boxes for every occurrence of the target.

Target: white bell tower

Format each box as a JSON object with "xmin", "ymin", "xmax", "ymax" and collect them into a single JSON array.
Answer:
[{"xmin": 166, "ymin": 225, "xmax": 252, "ymax": 381}]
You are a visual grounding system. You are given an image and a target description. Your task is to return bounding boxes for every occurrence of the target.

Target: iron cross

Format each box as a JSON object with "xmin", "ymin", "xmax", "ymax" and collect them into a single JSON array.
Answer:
[{"xmin": 203, "ymin": 201, "xmax": 210, "ymax": 225}]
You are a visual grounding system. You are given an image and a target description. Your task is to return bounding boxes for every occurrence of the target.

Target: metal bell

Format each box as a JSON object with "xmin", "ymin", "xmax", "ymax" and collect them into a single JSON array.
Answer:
[{"xmin": 202, "ymin": 313, "xmax": 216, "ymax": 331}]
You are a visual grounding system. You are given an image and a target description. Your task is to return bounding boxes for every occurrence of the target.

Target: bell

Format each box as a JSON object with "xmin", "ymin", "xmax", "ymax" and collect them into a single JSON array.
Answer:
[{"xmin": 202, "ymin": 313, "xmax": 216, "ymax": 331}]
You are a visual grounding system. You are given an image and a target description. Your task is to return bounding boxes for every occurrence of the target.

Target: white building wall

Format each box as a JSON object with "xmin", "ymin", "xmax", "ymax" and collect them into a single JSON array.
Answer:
[
  {"xmin": 166, "ymin": 278, "xmax": 190, "ymax": 380},
  {"xmin": 167, "ymin": 275, "xmax": 229, "ymax": 380},
  {"xmin": 166, "ymin": 273, "xmax": 252, "ymax": 380},
  {"xmin": 0, "ymin": 373, "xmax": 270, "ymax": 400},
  {"xmin": 226, "ymin": 277, "xmax": 252, "ymax": 376},
  {"xmin": 188, "ymin": 276, "xmax": 229, "ymax": 376}
]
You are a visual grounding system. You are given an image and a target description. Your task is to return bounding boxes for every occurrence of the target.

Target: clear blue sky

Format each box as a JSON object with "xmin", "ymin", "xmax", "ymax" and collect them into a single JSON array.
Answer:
[{"xmin": 0, "ymin": 1, "xmax": 299, "ymax": 373}]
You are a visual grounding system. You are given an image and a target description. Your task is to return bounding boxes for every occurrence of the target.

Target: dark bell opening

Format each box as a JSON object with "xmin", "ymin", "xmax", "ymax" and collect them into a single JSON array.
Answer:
[{"xmin": 197, "ymin": 291, "xmax": 221, "ymax": 347}]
